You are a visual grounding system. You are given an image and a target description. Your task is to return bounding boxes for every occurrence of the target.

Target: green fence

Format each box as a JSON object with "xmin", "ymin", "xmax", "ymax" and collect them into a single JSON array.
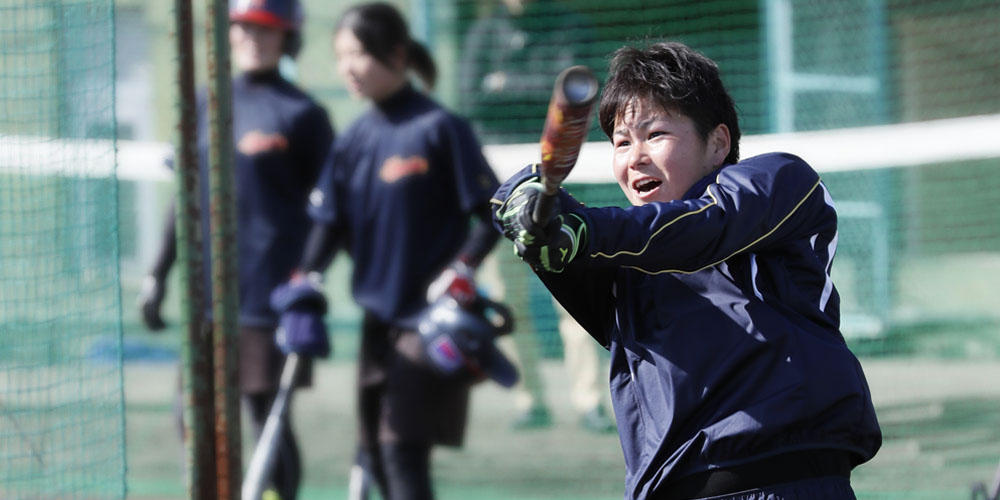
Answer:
[
  {"xmin": 14, "ymin": 0, "xmax": 998, "ymax": 498},
  {"xmin": 0, "ymin": 0, "xmax": 125, "ymax": 498}
]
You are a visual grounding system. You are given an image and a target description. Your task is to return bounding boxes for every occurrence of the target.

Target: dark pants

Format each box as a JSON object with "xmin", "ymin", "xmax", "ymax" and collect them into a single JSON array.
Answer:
[
  {"xmin": 659, "ymin": 450, "xmax": 856, "ymax": 500},
  {"xmin": 241, "ymin": 326, "xmax": 309, "ymax": 499},
  {"xmin": 356, "ymin": 313, "xmax": 471, "ymax": 500},
  {"xmin": 245, "ymin": 392, "xmax": 302, "ymax": 500},
  {"xmin": 173, "ymin": 325, "xmax": 309, "ymax": 500},
  {"xmin": 356, "ymin": 442, "xmax": 433, "ymax": 500},
  {"xmin": 693, "ymin": 476, "xmax": 856, "ymax": 499}
]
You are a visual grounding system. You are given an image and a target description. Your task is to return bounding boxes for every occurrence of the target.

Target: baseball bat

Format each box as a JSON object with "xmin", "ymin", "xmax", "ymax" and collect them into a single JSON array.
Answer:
[
  {"xmin": 242, "ymin": 353, "xmax": 300, "ymax": 500},
  {"xmin": 533, "ymin": 65, "xmax": 600, "ymax": 225}
]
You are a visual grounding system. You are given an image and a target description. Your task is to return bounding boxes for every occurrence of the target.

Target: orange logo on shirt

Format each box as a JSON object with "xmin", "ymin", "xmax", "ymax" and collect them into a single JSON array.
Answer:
[
  {"xmin": 237, "ymin": 130, "xmax": 289, "ymax": 156},
  {"xmin": 380, "ymin": 155, "xmax": 429, "ymax": 183}
]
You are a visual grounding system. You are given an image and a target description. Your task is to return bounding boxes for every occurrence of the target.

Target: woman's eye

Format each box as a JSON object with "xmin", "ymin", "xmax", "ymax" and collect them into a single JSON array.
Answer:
[
  {"xmin": 649, "ymin": 131, "xmax": 665, "ymax": 139},
  {"xmin": 615, "ymin": 140, "xmax": 630, "ymax": 149}
]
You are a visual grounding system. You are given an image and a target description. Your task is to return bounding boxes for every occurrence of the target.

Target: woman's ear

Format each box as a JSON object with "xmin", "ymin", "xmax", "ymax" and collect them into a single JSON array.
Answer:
[{"xmin": 707, "ymin": 123, "xmax": 731, "ymax": 167}]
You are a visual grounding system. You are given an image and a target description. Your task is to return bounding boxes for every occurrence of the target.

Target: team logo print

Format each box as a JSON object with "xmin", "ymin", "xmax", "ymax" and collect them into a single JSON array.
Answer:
[
  {"xmin": 237, "ymin": 130, "xmax": 289, "ymax": 156},
  {"xmin": 427, "ymin": 336, "xmax": 463, "ymax": 374},
  {"xmin": 379, "ymin": 155, "xmax": 429, "ymax": 183}
]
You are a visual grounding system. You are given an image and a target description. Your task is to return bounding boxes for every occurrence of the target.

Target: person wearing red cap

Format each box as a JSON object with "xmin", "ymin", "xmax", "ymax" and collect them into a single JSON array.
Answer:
[{"xmin": 137, "ymin": 1, "xmax": 332, "ymax": 498}]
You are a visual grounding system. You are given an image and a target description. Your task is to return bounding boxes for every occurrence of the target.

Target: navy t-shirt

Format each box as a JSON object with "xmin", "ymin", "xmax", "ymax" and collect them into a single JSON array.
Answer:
[
  {"xmin": 197, "ymin": 70, "xmax": 333, "ymax": 327},
  {"xmin": 309, "ymin": 84, "xmax": 498, "ymax": 328}
]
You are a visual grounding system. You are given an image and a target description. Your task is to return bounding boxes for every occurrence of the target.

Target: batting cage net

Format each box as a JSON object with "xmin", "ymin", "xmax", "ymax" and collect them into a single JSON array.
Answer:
[
  {"xmin": 14, "ymin": 0, "xmax": 999, "ymax": 498},
  {"xmin": 0, "ymin": 0, "xmax": 126, "ymax": 498}
]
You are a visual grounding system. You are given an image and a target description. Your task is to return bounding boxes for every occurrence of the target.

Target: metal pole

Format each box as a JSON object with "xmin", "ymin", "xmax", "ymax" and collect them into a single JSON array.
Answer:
[
  {"xmin": 173, "ymin": 0, "xmax": 217, "ymax": 497},
  {"xmin": 764, "ymin": 0, "xmax": 794, "ymax": 133},
  {"xmin": 205, "ymin": 0, "xmax": 242, "ymax": 497}
]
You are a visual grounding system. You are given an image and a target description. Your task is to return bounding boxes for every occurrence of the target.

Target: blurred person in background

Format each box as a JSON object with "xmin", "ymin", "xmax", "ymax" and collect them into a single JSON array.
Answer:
[
  {"xmin": 136, "ymin": 1, "xmax": 334, "ymax": 498},
  {"xmin": 286, "ymin": 3, "xmax": 501, "ymax": 499},
  {"xmin": 459, "ymin": 0, "xmax": 615, "ymax": 434},
  {"xmin": 458, "ymin": 0, "xmax": 592, "ymax": 143}
]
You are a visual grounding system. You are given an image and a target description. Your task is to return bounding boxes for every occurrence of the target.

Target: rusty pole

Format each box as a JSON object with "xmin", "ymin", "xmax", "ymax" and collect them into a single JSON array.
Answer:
[
  {"xmin": 173, "ymin": 0, "xmax": 217, "ymax": 497},
  {"xmin": 205, "ymin": 0, "xmax": 242, "ymax": 497}
]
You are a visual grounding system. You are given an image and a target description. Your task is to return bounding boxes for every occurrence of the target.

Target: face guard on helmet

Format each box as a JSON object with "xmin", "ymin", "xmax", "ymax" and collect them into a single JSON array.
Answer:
[{"xmin": 416, "ymin": 294, "xmax": 518, "ymax": 387}]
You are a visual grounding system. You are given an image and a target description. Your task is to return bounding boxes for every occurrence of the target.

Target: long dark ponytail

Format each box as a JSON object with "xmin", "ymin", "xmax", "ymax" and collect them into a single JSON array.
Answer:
[{"xmin": 335, "ymin": 2, "xmax": 437, "ymax": 90}]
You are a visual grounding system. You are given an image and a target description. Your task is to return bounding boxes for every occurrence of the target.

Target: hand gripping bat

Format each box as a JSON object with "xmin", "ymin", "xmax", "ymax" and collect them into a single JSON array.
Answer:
[
  {"xmin": 532, "ymin": 65, "xmax": 600, "ymax": 225},
  {"xmin": 242, "ymin": 353, "xmax": 300, "ymax": 500}
]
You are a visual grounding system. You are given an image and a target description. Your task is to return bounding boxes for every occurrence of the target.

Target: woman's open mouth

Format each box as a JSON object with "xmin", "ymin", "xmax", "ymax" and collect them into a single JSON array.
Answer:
[{"xmin": 633, "ymin": 177, "xmax": 662, "ymax": 193}]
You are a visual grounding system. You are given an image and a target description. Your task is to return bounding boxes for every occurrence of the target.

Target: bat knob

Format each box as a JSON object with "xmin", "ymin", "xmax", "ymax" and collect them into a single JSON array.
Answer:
[{"xmin": 559, "ymin": 66, "xmax": 599, "ymax": 107}]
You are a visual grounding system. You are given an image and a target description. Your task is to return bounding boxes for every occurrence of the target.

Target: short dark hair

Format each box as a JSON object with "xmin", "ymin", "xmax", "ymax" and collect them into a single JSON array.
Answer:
[{"xmin": 598, "ymin": 41, "xmax": 741, "ymax": 165}]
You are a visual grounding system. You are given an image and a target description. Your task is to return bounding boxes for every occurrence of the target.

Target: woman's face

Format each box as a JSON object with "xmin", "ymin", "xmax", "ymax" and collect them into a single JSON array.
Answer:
[
  {"xmin": 611, "ymin": 98, "xmax": 730, "ymax": 206},
  {"xmin": 333, "ymin": 29, "xmax": 406, "ymax": 101},
  {"xmin": 230, "ymin": 22, "xmax": 285, "ymax": 73}
]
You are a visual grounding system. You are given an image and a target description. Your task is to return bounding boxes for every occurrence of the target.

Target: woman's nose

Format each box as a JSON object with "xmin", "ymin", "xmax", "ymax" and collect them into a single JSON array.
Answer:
[{"xmin": 627, "ymin": 141, "xmax": 647, "ymax": 169}]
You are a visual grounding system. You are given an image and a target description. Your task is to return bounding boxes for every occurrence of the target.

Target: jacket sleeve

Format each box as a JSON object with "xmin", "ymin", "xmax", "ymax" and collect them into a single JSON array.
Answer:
[
  {"xmin": 578, "ymin": 153, "xmax": 837, "ymax": 274},
  {"xmin": 440, "ymin": 113, "xmax": 500, "ymax": 213},
  {"xmin": 456, "ymin": 202, "xmax": 500, "ymax": 268},
  {"xmin": 535, "ymin": 266, "xmax": 616, "ymax": 348}
]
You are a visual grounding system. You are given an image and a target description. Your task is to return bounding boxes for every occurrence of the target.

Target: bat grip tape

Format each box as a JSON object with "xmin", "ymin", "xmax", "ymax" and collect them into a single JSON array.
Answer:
[{"xmin": 532, "ymin": 190, "xmax": 557, "ymax": 226}]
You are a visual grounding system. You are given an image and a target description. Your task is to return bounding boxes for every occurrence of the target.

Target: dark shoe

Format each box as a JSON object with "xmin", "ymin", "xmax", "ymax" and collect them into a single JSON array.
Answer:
[
  {"xmin": 579, "ymin": 406, "xmax": 615, "ymax": 434},
  {"xmin": 511, "ymin": 405, "xmax": 552, "ymax": 430}
]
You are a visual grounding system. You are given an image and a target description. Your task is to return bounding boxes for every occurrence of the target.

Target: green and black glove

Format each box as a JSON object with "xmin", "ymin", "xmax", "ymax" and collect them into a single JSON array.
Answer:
[{"xmin": 496, "ymin": 179, "xmax": 587, "ymax": 273}]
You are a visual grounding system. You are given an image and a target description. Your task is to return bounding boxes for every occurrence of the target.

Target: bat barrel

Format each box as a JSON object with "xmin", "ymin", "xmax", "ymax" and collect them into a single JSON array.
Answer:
[
  {"xmin": 559, "ymin": 66, "xmax": 600, "ymax": 107},
  {"xmin": 535, "ymin": 65, "xmax": 599, "ymax": 224},
  {"xmin": 539, "ymin": 66, "xmax": 598, "ymax": 193}
]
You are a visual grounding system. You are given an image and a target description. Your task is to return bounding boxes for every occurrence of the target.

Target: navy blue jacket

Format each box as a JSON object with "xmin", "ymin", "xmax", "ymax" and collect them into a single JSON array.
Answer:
[
  {"xmin": 197, "ymin": 70, "xmax": 333, "ymax": 327},
  {"xmin": 491, "ymin": 153, "xmax": 881, "ymax": 498},
  {"xmin": 309, "ymin": 84, "xmax": 499, "ymax": 328}
]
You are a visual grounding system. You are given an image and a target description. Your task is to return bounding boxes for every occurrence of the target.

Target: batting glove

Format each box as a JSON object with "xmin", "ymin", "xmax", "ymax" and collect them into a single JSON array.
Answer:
[
  {"xmin": 426, "ymin": 260, "xmax": 477, "ymax": 306},
  {"xmin": 270, "ymin": 275, "xmax": 331, "ymax": 358},
  {"xmin": 137, "ymin": 275, "xmax": 167, "ymax": 331},
  {"xmin": 497, "ymin": 179, "xmax": 588, "ymax": 273}
]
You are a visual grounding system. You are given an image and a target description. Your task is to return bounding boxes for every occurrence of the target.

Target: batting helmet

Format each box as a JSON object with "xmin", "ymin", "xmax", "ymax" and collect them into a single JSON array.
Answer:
[
  {"xmin": 230, "ymin": 0, "xmax": 303, "ymax": 30},
  {"xmin": 416, "ymin": 294, "xmax": 518, "ymax": 387}
]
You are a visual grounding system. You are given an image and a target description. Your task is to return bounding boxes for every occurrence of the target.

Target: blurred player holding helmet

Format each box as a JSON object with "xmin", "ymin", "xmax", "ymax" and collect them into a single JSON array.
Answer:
[{"xmin": 273, "ymin": 3, "xmax": 508, "ymax": 499}]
